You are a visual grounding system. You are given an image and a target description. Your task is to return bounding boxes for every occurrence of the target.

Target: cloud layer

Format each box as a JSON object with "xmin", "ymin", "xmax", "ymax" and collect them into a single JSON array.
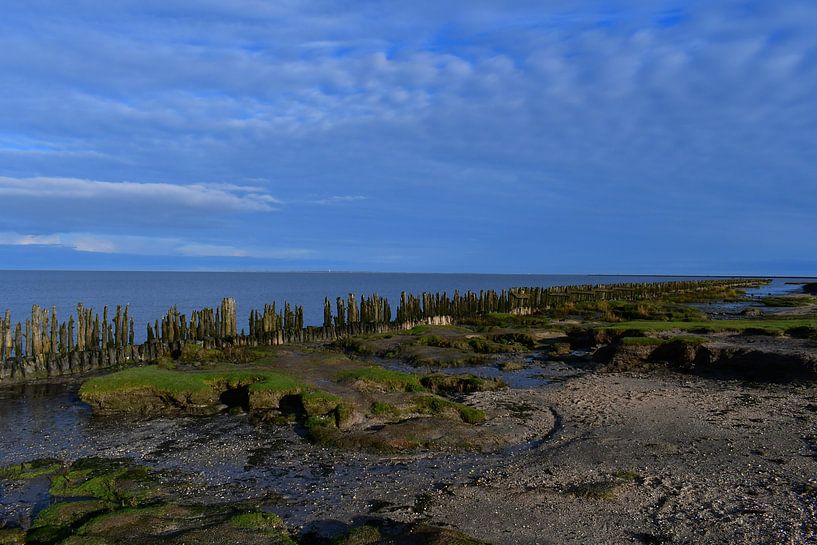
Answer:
[
  {"xmin": 0, "ymin": 177, "xmax": 278, "ymax": 212},
  {"xmin": 0, "ymin": 1, "xmax": 814, "ymax": 273}
]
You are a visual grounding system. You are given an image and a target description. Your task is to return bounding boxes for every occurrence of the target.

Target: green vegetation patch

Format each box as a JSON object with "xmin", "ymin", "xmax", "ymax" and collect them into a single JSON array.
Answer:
[
  {"xmin": 569, "ymin": 469, "xmax": 641, "ymax": 500},
  {"xmin": 407, "ymin": 324, "xmax": 470, "ymax": 335},
  {"xmin": 604, "ymin": 318, "xmax": 817, "ymax": 336},
  {"xmin": 337, "ymin": 367, "xmax": 425, "ymax": 392},
  {"xmin": 229, "ymin": 512, "xmax": 285, "ymax": 531},
  {"xmin": 0, "ymin": 458, "xmax": 62, "ymax": 480},
  {"xmin": 459, "ymin": 312, "xmax": 551, "ymax": 329},
  {"xmin": 568, "ymin": 480, "xmax": 623, "ymax": 500},
  {"xmin": 413, "ymin": 395, "xmax": 486, "ymax": 424},
  {"xmin": 333, "ymin": 524, "xmax": 382, "ymax": 544},
  {"xmin": 621, "ymin": 335, "xmax": 706, "ymax": 347},
  {"xmin": 32, "ymin": 500, "xmax": 107, "ymax": 530},
  {"xmin": 620, "ymin": 337, "xmax": 663, "ymax": 346},
  {"xmin": 761, "ymin": 295, "xmax": 816, "ymax": 307},
  {"xmin": 466, "ymin": 337, "xmax": 511, "ymax": 354},
  {"xmin": 332, "ymin": 336, "xmax": 375, "ymax": 356},
  {"xmin": 488, "ymin": 332, "xmax": 538, "ymax": 348},
  {"xmin": 666, "ymin": 335, "xmax": 707, "ymax": 345},
  {"xmin": 0, "ymin": 528, "xmax": 26, "ymax": 545},
  {"xmin": 300, "ymin": 391, "xmax": 343, "ymax": 416},
  {"xmin": 499, "ymin": 361, "xmax": 525, "ymax": 371},
  {"xmin": 612, "ymin": 469, "xmax": 641, "ymax": 482},
  {"xmin": 417, "ymin": 335, "xmax": 468, "ymax": 350},
  {"xmin": 178, "ymin": 344, "xmax": 260, "ymax": 364},
  {"xmin": 49, "ymin": 462, "xmax": 158, "ymax": 505},
  {"xmin": 80, "ymin": 366, "xmax": 212, "ymax": 400},
  {"xmin": 79, "ymin": 366, "xmax": 308, "ymax": 414},
  {"xmin": 420, "ymin": 373, "xmax": 504, "ymax": 394},
  {"xmin": 370, "ymin": 401, "xmax": 401, "ymax": 417}
]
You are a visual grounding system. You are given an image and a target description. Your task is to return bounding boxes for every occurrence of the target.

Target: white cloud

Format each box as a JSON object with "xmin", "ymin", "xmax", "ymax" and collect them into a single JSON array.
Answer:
[
  {"xmin": 0, "ymin": 231, "xmax": 312, "ymax": 259},
  {"xmin": 311, "ymin": 195, "xmax": 368, "ymax": 205},
  {"xmin": 0, "ymin": 176, "xmax": 280, "ymax": 212}
]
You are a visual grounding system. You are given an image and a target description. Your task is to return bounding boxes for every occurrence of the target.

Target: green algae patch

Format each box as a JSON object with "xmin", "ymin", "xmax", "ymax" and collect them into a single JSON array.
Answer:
[
  {"xmin": 603, "ymin": 318, "xmax": 817, "ymax": 336},
  {"xmin": 568, "ymin": 480, "xmax": 623, "ymax": 500},
  {"xmin": 407, "ymin": 324, "xmax": 471, "ymax": 335},
  {"xmin": 49, "ymin": 459, "xmax": 160, "ymax": 506},
  {"xmin": 761, "ymin": 295, "xmax": 816, "ymax": 307},
  {"xmin": 229, "ymin": 512, "xmax": 285, "ymax": 530},
  {"xmin": 413, "ymin": 395, "xmax": 486, "ymax": 424},
  {"xmin": 666, "ymin": 335, "xmax": 708, "ymax": 345},
  {"xmin": 79, "ymin": 367, "xmax": 214, "ymax": 414},
  {"xmin": 416, "ymin": 335, "xmax": 470, "ymax": 350},
  {"xmin": 32, "ymin": 500, "xmax": 107, "ymax": 529},
  {"xmin": 498, "ymin": 361, "xmax": 525, "ymax": 371},
  {"xmin": 333, "ymin": 524, "xmax": 382, "ymax": 544},
  {"xmin": 0, "ymin": 458, "xmax": 62, "ymax": 480},
  {"xmin": 56, "ymin": 537, "xmax": 108, "ymax": 545},
  {"xmin": 299, "ymin": 391, "xmax": 342, "ymax": 416},
  {"xmin": 68, "ymin": 503, "xmax": 297, "ymax": 545},
  {"xmin": 0, "ymin": 528, "xmax": 26, "ymax": 545},
  {"xmin": 621, "ymin": 337, "xmax": 663, "ymax": 346},
  {"xmin": 28, "ymin": 493, "xmax": 296, "ymax": 545},
  {"xmin": 79, "ymin": 366, "xmax": 308, "ymax": 415},
  {"xmin": 337, "ymin": 367, "xmax": 425, "ymax": 392},
  {"xmin": 420, "ymin": 374, "xmax": 504, "ymax": 394},
  {"xmin": 243, "ymin": 374, "xmax": 307, "ymax": 411},
  {"xmin": 27, "ymin": 500, "xmax": 109, "ymax": 544},
  {"xmin": 370, "ymin": 401, "xmax": 401, "ymax": 417}
]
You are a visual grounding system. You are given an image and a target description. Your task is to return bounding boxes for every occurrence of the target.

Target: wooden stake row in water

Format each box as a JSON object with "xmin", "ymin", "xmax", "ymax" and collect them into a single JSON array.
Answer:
[{"xmin": 0, "ymin": 278, "xmax": 765, "ymax": 366}]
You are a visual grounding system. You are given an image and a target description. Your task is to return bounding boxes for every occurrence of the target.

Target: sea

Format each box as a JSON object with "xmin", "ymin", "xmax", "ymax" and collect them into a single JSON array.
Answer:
[{"xmin": 0, "ymin": 272, "xmax": 810, "ymax": 342}]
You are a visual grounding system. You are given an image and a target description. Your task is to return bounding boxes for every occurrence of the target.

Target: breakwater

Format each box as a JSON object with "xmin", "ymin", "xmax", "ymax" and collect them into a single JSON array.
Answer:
[{"xmin": 0, "ymin": 278, "xmax": 763, "ymax": 383}]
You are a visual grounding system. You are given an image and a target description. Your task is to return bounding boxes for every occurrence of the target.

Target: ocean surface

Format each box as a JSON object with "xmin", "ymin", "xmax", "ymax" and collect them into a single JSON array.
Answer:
[{"xmin": 0, "ymin": 272, "xmax": 809, "ymax": 342}]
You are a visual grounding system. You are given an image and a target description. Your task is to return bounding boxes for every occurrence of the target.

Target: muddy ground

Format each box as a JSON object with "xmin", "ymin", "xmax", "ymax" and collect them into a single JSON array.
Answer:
[{"xmin": 3, "ymin": 363, "xmax": 816, "ymax": 544}]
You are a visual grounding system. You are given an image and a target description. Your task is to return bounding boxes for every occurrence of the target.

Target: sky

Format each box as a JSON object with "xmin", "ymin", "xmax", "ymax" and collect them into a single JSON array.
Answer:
[{"xmin": 0, "ymin": 0, "xmax": 814, "ymax": 275}]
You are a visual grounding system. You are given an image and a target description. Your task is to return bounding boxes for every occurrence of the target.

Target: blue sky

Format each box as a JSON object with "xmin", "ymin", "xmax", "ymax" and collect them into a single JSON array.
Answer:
[{"xmin": 0, "ymin": 0, "xmax": 814, "ymax": 274}]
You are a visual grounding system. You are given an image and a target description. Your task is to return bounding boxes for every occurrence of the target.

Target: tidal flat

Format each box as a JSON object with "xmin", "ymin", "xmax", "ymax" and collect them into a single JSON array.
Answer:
[{"xmin": 1, "ymin": 280, "xmax": 816, "ymax": 544}]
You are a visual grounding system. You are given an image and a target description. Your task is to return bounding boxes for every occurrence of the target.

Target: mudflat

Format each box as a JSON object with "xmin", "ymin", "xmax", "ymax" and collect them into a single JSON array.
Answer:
[
  {"xmin": 426, "ymin": 370, "xmax": 816, "ymax": 544},
  {"xmin": 2, "ymin": 281, "xmax": 816, "ymax": 544}
]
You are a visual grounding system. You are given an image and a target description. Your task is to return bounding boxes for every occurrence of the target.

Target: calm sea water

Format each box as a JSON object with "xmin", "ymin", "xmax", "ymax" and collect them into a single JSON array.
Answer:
[{"xmin": 0, "ymin": 272, "xmax": 808, "ymax": 342}]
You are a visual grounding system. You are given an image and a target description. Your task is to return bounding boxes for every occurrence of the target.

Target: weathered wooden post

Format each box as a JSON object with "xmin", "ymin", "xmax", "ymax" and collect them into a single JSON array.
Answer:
[
  {"xmin": 67, "ymin": 317, "xmax": 74, "ymax": 352},
  {"xmin": 76, "ymin": 304, "xmax": 85, "ymax": 352},
  {"xmin": 335, "ymin": 298, "xmax": 345, "ymax": 328},
  {"xmin": 0, "ymin": 312, "xmax": 6, "ymax": 363},
  {"xmin": 323, "ymin": 298, "xmax": 333, "ymax": 329},
  {"xmin": 122, "ymin": 305, "xmax": 130, "ymax": 346},
  {"xmin": 50, "ymin": 306, "xmax": 58, "ymax": 354},
  {"xmin": 14, "ymin": 323, "xmax": 22, "ymax": 360},
  {"xmin": 25, "ymin": 318, "xmax": 32, "ymax": 358}
]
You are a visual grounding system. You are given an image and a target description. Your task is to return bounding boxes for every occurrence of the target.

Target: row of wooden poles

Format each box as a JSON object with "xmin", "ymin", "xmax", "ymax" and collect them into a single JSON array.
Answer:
[{"xmin": 0, "ymin": 278, "xmax": 764, "ymax": 365}]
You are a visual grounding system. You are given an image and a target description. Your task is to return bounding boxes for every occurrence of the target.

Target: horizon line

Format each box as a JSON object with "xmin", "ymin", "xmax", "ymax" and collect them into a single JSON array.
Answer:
[{"xmin": 0, "ymin": 269, "xmax": 811, "ymax": 279}]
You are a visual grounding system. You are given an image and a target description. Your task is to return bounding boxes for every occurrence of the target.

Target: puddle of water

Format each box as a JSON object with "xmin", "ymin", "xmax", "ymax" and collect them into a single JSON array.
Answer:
[{"xmin": 381, "ymin": 359, "xmax": 551, "ymax": 389}]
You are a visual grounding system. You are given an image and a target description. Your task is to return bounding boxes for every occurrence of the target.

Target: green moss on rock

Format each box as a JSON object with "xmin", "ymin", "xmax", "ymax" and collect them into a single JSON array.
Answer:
[
  {"xmin": 0, "ymin": 528, "xmax": 26, "ymax": 545},
  {"xmin": 333, "ymin": 525, "xmax": 382, "ymax": 544},
  {"xmin": 337, "ymin": 367, "xmax": 424, "ymax": 392},
  {"xmin": 229, "ymin": 512, "xmax": 285, "ymax": 530},
  {"xmin": 0, "ymin": 458, "xmax": 62, "ymax": 480}
]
